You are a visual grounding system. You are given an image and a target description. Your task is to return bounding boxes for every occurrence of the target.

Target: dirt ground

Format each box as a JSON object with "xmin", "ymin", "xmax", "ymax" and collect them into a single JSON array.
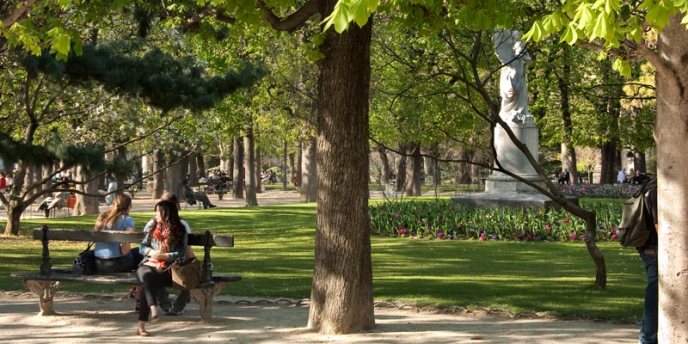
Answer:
[{"xmin": 0, "ymin": 292, "xmax": 638, "ymax": 344}]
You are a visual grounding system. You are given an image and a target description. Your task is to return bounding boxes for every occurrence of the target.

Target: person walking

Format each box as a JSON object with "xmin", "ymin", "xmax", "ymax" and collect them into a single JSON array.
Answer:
[{"xmin": 638, "ymin": 177, "xmax": 658, "ymax": 344}]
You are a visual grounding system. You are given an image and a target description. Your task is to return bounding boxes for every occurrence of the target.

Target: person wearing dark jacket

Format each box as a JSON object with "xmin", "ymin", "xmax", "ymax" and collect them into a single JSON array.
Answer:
[{"xmin": 638, "ymin": 177, "xmax": 658, "ymax": 344}]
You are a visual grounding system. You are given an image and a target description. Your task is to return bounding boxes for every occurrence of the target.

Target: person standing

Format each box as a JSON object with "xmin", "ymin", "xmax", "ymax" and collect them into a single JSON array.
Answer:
[
  {"xmin": 0, "ymin": 172, "xmax": 7, "ymax": 192},
  {"xmin": 617, "ymin": 168, "xmax": 626, "ymax": 184},
  {"xmin": 638, "ymin": 177, "xmax": 658, "ymax": 344},
  {"xmin": 135, "ymin": 200, "xmax": 189, "ymax": 336},
  {"xmin": 105, "ymin": 175, "xmax": 118, "ymax": 206}
]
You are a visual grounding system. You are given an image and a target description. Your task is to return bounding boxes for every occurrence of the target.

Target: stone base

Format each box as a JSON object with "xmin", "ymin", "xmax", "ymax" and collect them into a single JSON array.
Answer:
[{"xmin": 452, "ymin": 192, "xmax": 578, "ymax": 210}]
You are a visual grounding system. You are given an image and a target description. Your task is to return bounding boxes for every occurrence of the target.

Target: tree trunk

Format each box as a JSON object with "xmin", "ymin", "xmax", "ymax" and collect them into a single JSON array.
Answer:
[
  {"xmin": 307, "ymin": 8, "xmax": 374, "ymax": 333},
  {"xmin": 301, "ymin": 136, "xmax": 317, "ymax": 202},
  {"xmin": 395, "ymin": 143, "xmax": 407, "ymax": 192},
  {"xmin": 188, "ymin": 152, "xmax": 198, "ymax": 186},
  {"xmin": 456, "ymin": 149, "xmax": 472, "ymax": 185},
  {"xmin": 74, "ymin": 165, "xmax": 99, "ymax": 216},
  {"xmin": 599, "ymin": 143, "xmax": 618, "ymax": 184},
  {"xmin": 377, "ymin": 144, "xmax": 390, "ymax": 185},
  {"xmin": 283, "ymin": 140, "xmax": 289, "ymax": 191},
  {"xmin": 404, "ymin": 143, "xmax": 422, "ymax": 196},
  {"xmin": 255, "ymin": 143, "xmax": 262, "ymax": 194},
  {"xmin": 655, "ymin": 15, "xmax": 688, "ymax": 343},
  {"xmin": 244, "ymin": 130, "xmax": 258, "ymax": 206},
  {"xmin": 165, "ymin": 154, "xmax": 183, "ymax": 198},
  {"xmin": 3, "ymin": 161, "xmax": 29, "ymax": 235},
  {"xmin": 561, "ymin": 143, "xmax": 578, "ymax": 184},
  {"xmin": 196, "ymin": 152, "xmax": 206, "ymax": 177},
  {"xmin": 152, "ymin": 150, "xmax": 165, "ymax": 199},
  {"xmin": 558, "ymin": 48, "xmax": 578, "ymax": 185},
  {"xmin": 232, "ymin": 136, "xmax": 244, "ymax": 199}
]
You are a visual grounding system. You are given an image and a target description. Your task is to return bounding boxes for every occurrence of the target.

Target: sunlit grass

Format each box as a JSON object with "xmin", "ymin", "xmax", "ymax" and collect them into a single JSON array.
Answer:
[{"xmin": 0, "ymin": 201, "xmax": 645, "ymax": 321}]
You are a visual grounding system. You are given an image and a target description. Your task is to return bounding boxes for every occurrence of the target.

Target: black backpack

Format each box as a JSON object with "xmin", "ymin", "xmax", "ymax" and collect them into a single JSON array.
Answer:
[
  {"xmin": 72, "ymin": 242, "xmax": 98, "ymax": 275},
  {"xmin": 618, "ymin": 178, "xmax": 656, "ymax": 247}
]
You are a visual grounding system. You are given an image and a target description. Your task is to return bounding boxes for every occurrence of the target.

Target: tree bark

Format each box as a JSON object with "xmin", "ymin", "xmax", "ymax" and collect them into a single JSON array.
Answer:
[
  {"xmin": 232, "ymin": 136, "xmax": 244, "ymax": 199},
  {"xmin": 255, "ymin": 142, "xmax": 262, "ymax": 194},
  {"xmin": 307, "ymin": 8, "xmax": 374, "ymax": 333},
  {"xmin": 244, "ymin": 129, "xmax": 258, "ymax": 206},
  {"xmin": 654, "ymin": 15, "xmax": 688, "ymax": 343},
  {"xmin": 300, "ymin": 136, "xmax": 317, "ymax": 202},
  {"xmin": 395, "ymin": 143, "xmax": 407, "ymax": 192},
  {"xmin": 188, "ymin": 152, "xmax": 198, "ymax": 186},
  {"xmin": 404, "ymin": 142, "xmax": 422, "ymax": 196},
  {"xmin": 165, "ymin": 154, "xmax": 183, "ymax": 198},
  {"xmin": 74, "ymin": 165, "xmax": 99, "ymax": 216},
  {"xmin": 377, "ymin": 144, "xmax": 390, "ymax": 185},
  {"xmin": 599, "ymin": 143, "xmax": 619, "ymax": 184}
]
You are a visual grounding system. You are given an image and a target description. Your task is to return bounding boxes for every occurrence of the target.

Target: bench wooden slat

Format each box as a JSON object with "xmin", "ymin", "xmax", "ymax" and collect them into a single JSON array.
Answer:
[
  {"xmin": 10, "ymin": 271, "xmax": 242, "ymax": 285},
  {"xmin": 32, "ymin": 229, "xmax": 234, "ymax": 247}
]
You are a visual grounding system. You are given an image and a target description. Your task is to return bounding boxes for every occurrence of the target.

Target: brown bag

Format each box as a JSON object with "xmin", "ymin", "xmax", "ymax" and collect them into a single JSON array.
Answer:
[{"xmin": 171, "ymin": 257, "xmax": 202, "ymax": 289}]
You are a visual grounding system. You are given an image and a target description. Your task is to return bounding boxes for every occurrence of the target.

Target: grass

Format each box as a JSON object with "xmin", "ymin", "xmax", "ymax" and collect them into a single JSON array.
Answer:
[{"xmin": 0, "ymin": 201, "xmax": 645, "ymax": 322}]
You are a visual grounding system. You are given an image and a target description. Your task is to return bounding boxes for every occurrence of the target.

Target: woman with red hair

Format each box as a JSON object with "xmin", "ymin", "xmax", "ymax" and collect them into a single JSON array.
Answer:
[{"xmin": 135, "ymin": 200, "xmax": 188, "ymax": 336}]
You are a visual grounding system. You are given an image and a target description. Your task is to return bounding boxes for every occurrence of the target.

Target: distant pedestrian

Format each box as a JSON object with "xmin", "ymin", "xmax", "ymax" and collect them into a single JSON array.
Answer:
[{"xmin": 617, "ymin": 168, "xmax": 626, "ymax": 184}]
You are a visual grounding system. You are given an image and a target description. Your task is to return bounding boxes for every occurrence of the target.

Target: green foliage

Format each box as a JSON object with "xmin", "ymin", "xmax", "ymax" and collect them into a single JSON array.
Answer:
[
  {"xmin": 0, "ymin": 133, "xmax": 106, "ymax": 172},
  {"xmin": 23, "ymin": 45, "xmax": 265, "ymax": 112},
  {"xmin": 369, "ymin": 198, "xmax": 623, "ymax": 242}
]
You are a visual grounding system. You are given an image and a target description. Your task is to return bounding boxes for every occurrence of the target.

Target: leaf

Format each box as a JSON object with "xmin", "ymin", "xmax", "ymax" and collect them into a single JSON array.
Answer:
[
  {"xmin": 591, "ymin": 13, "xmax": 609, "ymax": 40},
  {"xmin": 612, "ymin": 57, "xmax": 631, "ymax": 78},
  {"xmin": 350, "ymin": 0, "xmax": 371, "ymax": 27},
  {"xmin": 560, "ymin": 23, "xmax": 579, "ymax": 45},
  {"xmin": 523, "ymin": 20, "xmax": 544, "ymax": 42},
  {"xmin": 574, "ymin": 3, "xmax": 594, "ymax": 30}
]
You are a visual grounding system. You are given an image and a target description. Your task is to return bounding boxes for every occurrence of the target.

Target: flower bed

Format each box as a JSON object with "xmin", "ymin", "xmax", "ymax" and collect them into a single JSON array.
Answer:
[
  {"xmin": 557, "ymin": 183, "xmax": 640, "ymax": 198},
  {"xmin": 369, "ymin": 198, "xmax": 623, "ymax": 242}
]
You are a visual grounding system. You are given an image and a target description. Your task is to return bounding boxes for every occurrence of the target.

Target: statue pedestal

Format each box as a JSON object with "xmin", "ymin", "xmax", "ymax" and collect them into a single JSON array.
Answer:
[{"xmin": 453, "ymin": 116, "xmax": 578, "ymax": 209}]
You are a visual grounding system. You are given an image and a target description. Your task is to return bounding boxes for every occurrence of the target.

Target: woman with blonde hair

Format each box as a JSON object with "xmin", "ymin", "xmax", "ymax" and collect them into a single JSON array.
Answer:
[
  {"xmin": 135, "ymin": 200, "xmax": 189, "ymax": 336},
  {"xmin": 93, "ymin": 193, "xmax": 142, "ymax": 273}
]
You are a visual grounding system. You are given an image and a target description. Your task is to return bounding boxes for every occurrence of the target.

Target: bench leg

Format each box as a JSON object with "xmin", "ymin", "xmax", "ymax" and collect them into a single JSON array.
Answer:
[
  {"xmin": 190, "ymin": 282, "xmax": 225, "ymax": 321},
  {"xmin": 25, "ymin": 280, "xmax": 60, "ymax": 315}
]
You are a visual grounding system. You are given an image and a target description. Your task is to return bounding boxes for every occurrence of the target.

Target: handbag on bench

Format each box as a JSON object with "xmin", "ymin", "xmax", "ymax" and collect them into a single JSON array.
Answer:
[
  {"xmin": 72, "ymin": 242, "xmax": 98, "ymax": 275},
  {"xmin": 170, "ymin": 256, "xmax": 202, "ymax": 289}
]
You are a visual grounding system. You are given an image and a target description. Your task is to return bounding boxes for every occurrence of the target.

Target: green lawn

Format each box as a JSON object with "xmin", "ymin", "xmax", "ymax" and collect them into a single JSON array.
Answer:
[{"xmin": 0, "ymin": 202, "xmax": 645, "ymax": 322}]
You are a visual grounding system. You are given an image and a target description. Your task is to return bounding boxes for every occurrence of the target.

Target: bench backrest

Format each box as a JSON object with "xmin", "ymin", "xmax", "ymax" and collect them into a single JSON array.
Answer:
[
  {"xmin": 32, "ymin": 228, "xmax": 234, "ymax": 247},
  {"xmin": 33, "ymin": 225, "xmax": 233, "ymax": 282}
]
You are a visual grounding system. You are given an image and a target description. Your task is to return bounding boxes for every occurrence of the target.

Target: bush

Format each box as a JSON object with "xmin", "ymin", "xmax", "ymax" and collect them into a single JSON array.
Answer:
[{"xmin": 369, "ymin": 198, "xmax": 624, "ymax": 242}]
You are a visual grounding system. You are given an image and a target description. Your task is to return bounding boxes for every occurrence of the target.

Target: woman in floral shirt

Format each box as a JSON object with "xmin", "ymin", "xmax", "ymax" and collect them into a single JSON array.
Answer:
[{"xmin": 135, "ymin": 200, "xmax": 188, "ymax": 336}]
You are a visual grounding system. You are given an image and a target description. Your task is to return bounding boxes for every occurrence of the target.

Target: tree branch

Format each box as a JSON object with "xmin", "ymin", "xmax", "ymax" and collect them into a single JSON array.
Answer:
[
  {"xmin": 256, "ymin": 0, "xmax": 318, "ymax": 33},
  {"xmin": 2, "ymin": 0, "xmax": 35, "ymax": 29}
]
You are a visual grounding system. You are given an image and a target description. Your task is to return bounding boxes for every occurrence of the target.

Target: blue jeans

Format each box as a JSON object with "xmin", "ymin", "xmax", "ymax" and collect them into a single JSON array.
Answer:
[{"xmin": 639, "ymin": 250, "xmax": 658, "ymax": 344}]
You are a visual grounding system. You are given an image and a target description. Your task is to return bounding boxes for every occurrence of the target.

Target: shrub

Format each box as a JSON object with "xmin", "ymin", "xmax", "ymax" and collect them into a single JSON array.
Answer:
[
  {"xmin": 557, "ymin": 183, "xmax": 640, "ymax": 198},
  {"xmin": 369, "ymin": 198, "xmax": 624, "ymax": 242}
]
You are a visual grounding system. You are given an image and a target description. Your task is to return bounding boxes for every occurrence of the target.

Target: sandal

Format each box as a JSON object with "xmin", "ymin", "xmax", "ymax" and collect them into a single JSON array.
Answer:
[{"xmin": 136, "ymin": 329, "xmax": 150, "ymax": 337}]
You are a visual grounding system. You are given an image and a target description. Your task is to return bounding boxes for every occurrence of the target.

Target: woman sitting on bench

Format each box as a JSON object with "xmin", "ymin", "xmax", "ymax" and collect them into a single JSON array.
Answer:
[
  {"xmin": 135, "ymin": 200, "xmax": 189, "ymax": 336},
  {"xmin": 93, "ymin": 193, "xmax": 142, "ymax": 273}
]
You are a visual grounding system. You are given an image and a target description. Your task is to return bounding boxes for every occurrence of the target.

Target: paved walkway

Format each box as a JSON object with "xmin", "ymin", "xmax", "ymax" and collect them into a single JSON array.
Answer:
[{"xmin": 0, "ymin": 292, "xmax": 638, "ymax": 343}]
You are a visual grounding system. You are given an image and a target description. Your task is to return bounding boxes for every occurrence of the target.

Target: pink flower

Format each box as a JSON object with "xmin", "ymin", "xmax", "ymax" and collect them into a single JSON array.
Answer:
[
  {"xmin": 545, "ymin": 224, "xmax": 552, "ymax": 233},
  {"xmin": 479, "ymin": 232, "xmax": 487, "ymax": 241},
  {"xmin": 436, "ymin": 230, "xmax": 446, "ymax": 239},
  {"xmin": 569, "ymin": 232, "xmax": 577, "ymax": 241},
  {"xmin": 398, "ymin": 228, "xmax": 408, "ymax": 236}
]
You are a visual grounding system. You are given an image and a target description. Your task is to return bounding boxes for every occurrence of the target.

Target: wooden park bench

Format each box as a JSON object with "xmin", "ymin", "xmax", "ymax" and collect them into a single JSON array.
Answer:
[{"xmin": 11, "ymin": 225, "xmax": 241, "ymax": 320}]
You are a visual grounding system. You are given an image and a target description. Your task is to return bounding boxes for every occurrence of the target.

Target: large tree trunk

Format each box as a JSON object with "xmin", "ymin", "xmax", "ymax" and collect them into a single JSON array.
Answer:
[
  {"xmin": 307, "ymin": 8, "xmax": 374, "ymax": 334},
  {"xmin": 456, "ymin": 149, "xmax": 472, "ymax": 185},
  {"xmin": 188, "ymin": 152, "xmax": 198, "ymax": 186},
  {"xmin": 300, "ymin": 136, "xmax": 317, "ymax": 202},
  {"xmin": 244, "ymin": 130, "xmax": 258, "ymax": 206},
  {"xmin": 165, "ymin": 154, "xmax": 183, "ymax": 198},
  {"xmin": 3, "ymin": 161, "xmax": 29, "ymax": 235},
  {"xmin": 655, "ymin": 15, "xmax": 688, "ymax": 343},
  {"xmin": 232, "ymin": 136, "xmax": 244, "ymax": 199}
]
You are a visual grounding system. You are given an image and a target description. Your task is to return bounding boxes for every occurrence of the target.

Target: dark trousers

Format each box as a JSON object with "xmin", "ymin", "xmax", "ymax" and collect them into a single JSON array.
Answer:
[
  {"xmin": 639, "ymin": 250, "xmax": 658, "ymax": 344},
  {"xmin": 95, "ymin": 248, "xmax": 143, "ymax": 273},
  {"xmin": 136, "ymin": 265, "xmax": 172, "ymax": 322}
]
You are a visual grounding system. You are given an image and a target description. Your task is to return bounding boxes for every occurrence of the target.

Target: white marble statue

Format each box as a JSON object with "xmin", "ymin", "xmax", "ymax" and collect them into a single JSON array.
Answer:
[{"xmin": 492, "ymin": 30, "xmax": 531, "ymax": 123}]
